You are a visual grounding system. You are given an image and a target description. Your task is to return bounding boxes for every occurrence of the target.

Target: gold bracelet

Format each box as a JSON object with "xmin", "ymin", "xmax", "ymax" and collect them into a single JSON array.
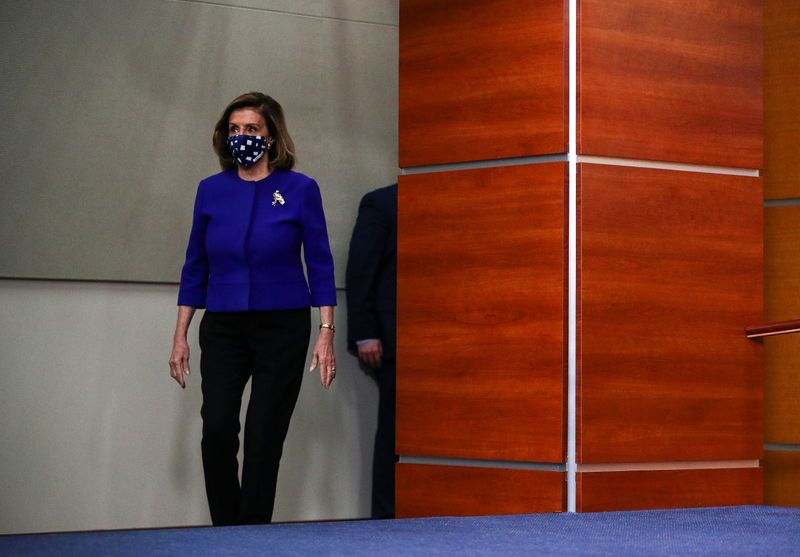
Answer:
[{"xmin": 319, "ymin": 323, "xmax": 335, "ymax": 333}]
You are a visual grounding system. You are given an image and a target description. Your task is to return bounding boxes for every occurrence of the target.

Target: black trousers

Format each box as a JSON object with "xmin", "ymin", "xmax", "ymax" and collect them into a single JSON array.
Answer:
[
  {"xmin": 199, "ymin": 309, "xmax": 310, "ymax": 526},
  {"xmin": 371, "ymin": 359, "xmax": 397, "ymax": 519}
]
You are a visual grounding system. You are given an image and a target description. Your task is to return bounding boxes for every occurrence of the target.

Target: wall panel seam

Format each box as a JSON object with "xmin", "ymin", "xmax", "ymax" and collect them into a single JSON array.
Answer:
[
  {"xmin": 577, "ymin": 156, "xmax": 760, "ymax": 177},
  {"xmin": 765, "ymin": 199, "xmax": 800, "ymax": 207},
  {"xmin": 578, "ymin": 461, "xmax": 761, "ymax": 472},
  {"xmin": 167, "ymin": 0, "xmax": 399, "ymax": 27},
  {"xmin": 0, "ymin": 277, "xmax": 350, "ymax": 292},
  {"xmin": 399, "ymin": 154, "xmax": 569, "ymax": 175},
  {"xmin": 399, "ymin": 455, "xmax": 565, "ymax": 472},
  {"xmin": 398, "ymin": 155, "xmax": 761, "ymax": 177},
  {"xmin": 765, "ymin": 444, "xmax": 800, "ymax": 452}
]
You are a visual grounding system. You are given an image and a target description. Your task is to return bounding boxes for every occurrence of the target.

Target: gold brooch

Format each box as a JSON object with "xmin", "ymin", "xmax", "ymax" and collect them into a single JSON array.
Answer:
[{"xmin": 272, "ymin": 190, "xmax": 285, "ymax": 206}]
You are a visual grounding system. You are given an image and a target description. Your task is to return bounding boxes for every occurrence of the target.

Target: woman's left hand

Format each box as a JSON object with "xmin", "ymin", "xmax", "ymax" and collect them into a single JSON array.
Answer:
[{"xmin": 309, "ymin": 329, "xmax": 336, "ymax": 388}]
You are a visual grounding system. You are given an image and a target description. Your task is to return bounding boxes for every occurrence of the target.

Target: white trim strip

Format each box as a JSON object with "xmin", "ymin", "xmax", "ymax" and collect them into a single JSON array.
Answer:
[
  {"xmin": 399, "ymin": 154, "xmax": 568, "ymax": 175},
  {"xmin": 765, "ymin": 198, "xmax": 800, "ymax": 207},
  {"xmin": 399, "ymin": 154, "xmax": 761, "ymax": 177},
  {"xmin": 399, "ymin": 455, "xmax": 565, "ymax": 472},
  {"xmin": 765, "ymin": 443, "xmax": 800, "ymax": 452},
  {"xmin": 577, "ymin": 155, "xmax": 760, "ymax": 177},
  {"xmin": 578, "ymin": 460, "xmax": 760, "ymax": 472},
  {"xmin": 566, "ymin": 0, "xmax": 578, "ymax": 514}
]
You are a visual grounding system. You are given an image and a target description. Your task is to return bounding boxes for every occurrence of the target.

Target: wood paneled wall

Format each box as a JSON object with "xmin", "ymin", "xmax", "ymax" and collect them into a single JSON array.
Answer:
[
  {"xmin": 764, "ymin": 452, "xmax": 800, "ymax": 507},
  {"xmin": 577, "ymin": 468, "xmax": 763, "ymax": 512},
  {"xmin": 763, "ymin": 207, "xmax": 800, "ymax": 452},
  {"xmin": 575, "ymin": 0, "xmax": 764, "ymax": 511},
  {"xmin": 764, "ymin": 334, "xmax": 800, "ymax": 445},
  {"xmin": 397, "ymin": 0, "xmax": 764, "ymax": 516},
  {"xmin": 396, "ymin": 0, "xmax": 568, "ymax": 517},
  {"xmin": 578, "ymin": 165, "xmax": 763, "ymax": 464},
  {"xmin": 397, "ymin": 165, "xmax": 566, "ymax": 464},
  {"xmin": 399, "ymin": 0, "xmax": 566, "ymax": 167},
  {"xmin": 397, "ymin": 464, "xmax": 564, "ymax": 518},
  {"xmin": 763, "ymin": 0, "xmax": 800, "ymax": 508},
  {"xmin": 764, "ymin": 0, "xmax": 800, "ymax": 200},
  {"xmin": 578, "ymin": 0, "xmax": 762, "ymax": 168}
]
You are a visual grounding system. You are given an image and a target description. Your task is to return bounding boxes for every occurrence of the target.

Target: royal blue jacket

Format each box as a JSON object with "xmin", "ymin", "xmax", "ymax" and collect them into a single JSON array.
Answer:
[{"xmin": 177, "ymin": 169, "xmax": 337, "ymax": 311}]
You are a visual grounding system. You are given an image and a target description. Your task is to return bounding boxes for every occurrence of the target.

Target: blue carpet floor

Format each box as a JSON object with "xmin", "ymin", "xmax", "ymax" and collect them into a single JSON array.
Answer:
[{"xmin": 1, "ymin": 506, "xmax": 798, "ymax": 556}]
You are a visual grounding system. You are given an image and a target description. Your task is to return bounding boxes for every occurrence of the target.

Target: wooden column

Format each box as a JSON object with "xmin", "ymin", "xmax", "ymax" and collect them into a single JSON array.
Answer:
[
  {"xmin": 397, "ymin": 0, "xmax": 568, "ymax": 517},
  {"xmin": 575, "ymin": 0, "xmax": 763, "ymax": 511},
  {"xmin": 397, "ymin": 0, "xmax": 764, "ymax": 516},
  {"xmin": 763, "ymin": 0, "xmax": 800, "ymax": 509}
]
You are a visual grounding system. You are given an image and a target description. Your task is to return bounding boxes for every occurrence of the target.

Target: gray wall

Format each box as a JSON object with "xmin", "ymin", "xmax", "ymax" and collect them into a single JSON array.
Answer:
[
  {"xmin": 0, "ymin": 282, "xmax": 378, "ymax": 533},
  {"xmin": 0, "ymin": 0, "xmax": 398, "ymax": 285},
  {"xmin": 0, "ymin": 0, "xmax": 397, "ymax": 534}
]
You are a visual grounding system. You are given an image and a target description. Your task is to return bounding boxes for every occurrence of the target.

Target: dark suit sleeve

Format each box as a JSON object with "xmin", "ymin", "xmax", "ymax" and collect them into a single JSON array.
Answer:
[{"xmin": 346, "ymin": 192, "xmax": 390, "ymax": 349}]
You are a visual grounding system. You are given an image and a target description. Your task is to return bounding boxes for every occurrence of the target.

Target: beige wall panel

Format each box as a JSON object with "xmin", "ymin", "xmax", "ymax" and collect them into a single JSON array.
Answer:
[
  {"xmin": 765, "ymin": 0, "xmax": 800, "ymax": 199},
  {"xmin": 764, "ymin": 206, "xmax": 800, "ymax": 322},
  {"xmin": 0, "ymin": 282, "xmax": 377, "ymax": 534},
  {"xmin": 315, "ymin": 17, "xmax": 398, "ymax": 285},
  {"xmin": 0, "ymin": 0, "xmax": 397, "ymax": 285}
]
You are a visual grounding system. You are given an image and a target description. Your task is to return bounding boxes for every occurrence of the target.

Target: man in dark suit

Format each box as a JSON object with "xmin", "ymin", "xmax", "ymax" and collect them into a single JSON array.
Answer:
[{"xmin": 346, "ymin": 183, "xmax": 397, "ymax": 519}]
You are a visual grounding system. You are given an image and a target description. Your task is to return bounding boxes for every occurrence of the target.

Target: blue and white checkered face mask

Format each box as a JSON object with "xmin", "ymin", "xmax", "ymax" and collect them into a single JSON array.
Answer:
[{"xmin": 227, "ymin": 134, "xmax": 267, "ymax": 167}]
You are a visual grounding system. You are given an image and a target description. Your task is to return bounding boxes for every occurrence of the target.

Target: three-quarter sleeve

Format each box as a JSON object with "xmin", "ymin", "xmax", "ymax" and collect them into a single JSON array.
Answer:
[
  {"xmin": 177, "ymin": 182, "xmax": 209, "ymax": 308},
  {"xmin": 301, "ymin": 179, "xmax": 337, "ymax": 307}
]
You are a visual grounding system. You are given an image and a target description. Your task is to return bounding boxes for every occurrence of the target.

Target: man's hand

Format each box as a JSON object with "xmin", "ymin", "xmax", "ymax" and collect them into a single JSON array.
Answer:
[{"xmin": 357, "ymin": 339, "xmax": 383, "ymax": 369}]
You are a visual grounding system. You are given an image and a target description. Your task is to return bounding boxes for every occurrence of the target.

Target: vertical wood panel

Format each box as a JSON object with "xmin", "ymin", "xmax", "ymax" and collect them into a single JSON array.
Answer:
[
  {"xmin": 764, "ymin": 206, "xmax": 800, "ymax": 443},
  {"xmin": 764, "ymin": 207, "xmax": 800, "ymax": 323},
  {"xmin": 577, "ymin": 468, "xmax": 763, "ymax": 512},
  {"xmin": 399, "ymin": 0, "xmax": 567, "ymax": 167},
  {"xmin": 764, "ymin": 0, "xmax": 800, "ymax": 199},
  {"xmin": 764, "ymin": 335, "xmax": 800, "ymax": 445},
  {"xmin": 397, "ymin": 164, "xmax": 566, "ymax": 463},
  {"xmin": 764, "ymin": 206, "xmax": 800, "ymax": 444},
  {"xmin": 578, "ymin": 0, "xmax": 762, "ymax": 168},
  {"xmin": 764, "ymin": 451, "xmax": 800, "ymax": 507},
  {"xmin": 397, "ymin": 464, "xmax": 564, "ymax": 518},
  {"xmin": 579, "ymin": 164, "xmax": 763, "ymax": 463},
  {"xmin": 763, "ymin": 4, "xmax": 799, "ymax": 510}
]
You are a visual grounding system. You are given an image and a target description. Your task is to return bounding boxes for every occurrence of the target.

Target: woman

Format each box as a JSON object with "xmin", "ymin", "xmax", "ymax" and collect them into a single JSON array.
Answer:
[{"xmin": 168, "ymin": 92, "xmax": 337, "ymax": 526}]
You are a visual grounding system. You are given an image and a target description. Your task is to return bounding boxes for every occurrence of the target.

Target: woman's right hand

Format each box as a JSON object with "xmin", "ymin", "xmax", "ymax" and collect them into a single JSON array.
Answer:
[
  {"xmin": 169, "ymin": 339, "xmax": 191, "ymax": 389},
  {"xmin": 170, "ymin": 306, "xmax": 196, "ymax": 389}
]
